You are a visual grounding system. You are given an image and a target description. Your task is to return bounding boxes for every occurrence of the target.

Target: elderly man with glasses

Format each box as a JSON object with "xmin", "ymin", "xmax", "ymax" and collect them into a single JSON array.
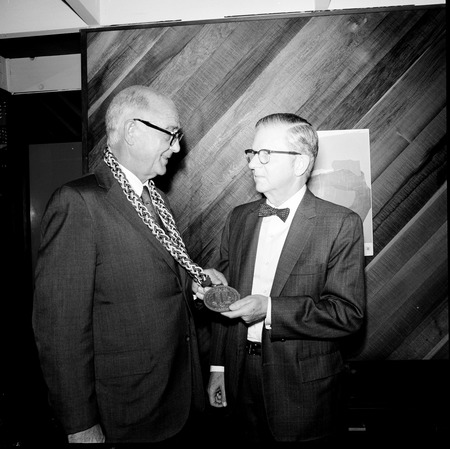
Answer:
[
  {"xmin": 207, "ymin": 113, "xmax": 366, "ymax": 445},
  {"xmin": 33, "ymin": 85, "xmax": 225, "ymax": 444}
]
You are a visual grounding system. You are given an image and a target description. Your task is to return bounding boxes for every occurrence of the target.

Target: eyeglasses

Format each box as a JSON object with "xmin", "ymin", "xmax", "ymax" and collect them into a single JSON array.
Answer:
[
  {"xmin": 133, "ymin": 118, "xmax": 184, "ymax": 146},
  {"xmin": 244, "ymin": 149, "xmax": 301, "ymax": 164}
]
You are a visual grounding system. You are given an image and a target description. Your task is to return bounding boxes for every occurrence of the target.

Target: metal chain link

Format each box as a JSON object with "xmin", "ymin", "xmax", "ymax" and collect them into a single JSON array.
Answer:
[{"xmin": 103, "ymin": 147, "xmax": 210, "ymax": 286}]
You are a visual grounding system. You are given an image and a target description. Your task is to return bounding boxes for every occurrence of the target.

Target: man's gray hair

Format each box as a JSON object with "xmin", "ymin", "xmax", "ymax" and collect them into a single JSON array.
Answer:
[
  {"xmin": 256, "ymin": 113, "xmax": 319, "ymax": 178},
  {"xmin": 105, "ymin": 85, "xmax": 157, "ymax": 146}
]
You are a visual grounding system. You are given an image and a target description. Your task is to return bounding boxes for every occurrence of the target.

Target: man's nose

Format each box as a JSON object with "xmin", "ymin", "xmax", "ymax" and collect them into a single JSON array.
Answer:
[
  {"xmin": 171, "ymin": 139, "xmax": 181, "ymax": 153},
  {"xmin": 248, "ymin": 154, "xmax": 260, "ymax": 169}
]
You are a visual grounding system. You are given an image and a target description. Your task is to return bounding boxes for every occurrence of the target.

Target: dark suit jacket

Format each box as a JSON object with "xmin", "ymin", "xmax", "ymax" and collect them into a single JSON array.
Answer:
[
  {"xmin": 32, "ymin": 161, "xmax": 205, "ymax": 443},
  {"xmin": 210, "ymin": 189, "xmax": 366, "ymax": 442}
]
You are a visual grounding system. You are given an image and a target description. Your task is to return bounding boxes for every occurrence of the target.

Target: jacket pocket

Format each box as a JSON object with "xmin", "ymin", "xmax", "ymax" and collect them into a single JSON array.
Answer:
[
  {"xmin": 95, "ymin": 348, "xmax": 155, "ymax": 379},
  {"xmin": 299, "ymin": 350, "xmax": 343, "ymax": 383}
]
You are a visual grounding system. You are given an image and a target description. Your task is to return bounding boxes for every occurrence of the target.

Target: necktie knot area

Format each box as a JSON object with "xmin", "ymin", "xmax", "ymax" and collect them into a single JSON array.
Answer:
[
  {"xmin": 141, "ymin": 186, "xmax": 153, "ymax": 207},
  {"xmin": 141, "ymin": 186, "xmax": 161, "ymax": 224},
  {"xmin": 103, "ymin": 148, "xmax": 210, "ymax": 287},
  {"xmin": 258, "ymin": 203, "xmax": 290, "ymax": 222}
]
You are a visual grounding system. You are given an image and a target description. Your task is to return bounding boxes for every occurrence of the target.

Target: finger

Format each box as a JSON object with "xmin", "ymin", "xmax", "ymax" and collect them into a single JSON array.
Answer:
[
  {"xmin": 210, "ymin": 269, "xmax": 228, "ymax": 286},
  {"xmin": 210, "ymin": 391, "xmax": 223, "ymax": 407},
  {"xmin": 228, "ymin": 299, "xmax": 251, "ymax": 310},
  {"xmin": 220, "ymin": 310, "xmax": 241, "ymax": 319},
  {"xmin": 207, "ymin": 389, "xmax": 216, "ymax": 406},
  {"xmin": 192, "ymin": 282, "xmax": 199, "ymax": 294},
  {"xmin": 221, "ymin": 389, "xmax": 227, "ymax": 407},
  {"xmin": 216, "ymin": 271, "xmax": 228, "ymax": 286},
  {"xmin": 213, "ymin": 389, "xmax": 227, "ymax": 407},
  {"xmin": 211, "ymin": 277, "xmax": 225, "ymax": 286}
]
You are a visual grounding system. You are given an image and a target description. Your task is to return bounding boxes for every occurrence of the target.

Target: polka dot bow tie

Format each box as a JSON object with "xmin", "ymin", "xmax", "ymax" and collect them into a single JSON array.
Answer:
[{"xmin": 258, "ymin": 203, "xmax": 290, "ymax": 222}]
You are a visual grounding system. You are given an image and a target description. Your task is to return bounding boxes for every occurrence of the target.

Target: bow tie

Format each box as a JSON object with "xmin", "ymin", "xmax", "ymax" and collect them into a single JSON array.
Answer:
[{"xmin": 258, "ymin": 203, "xmax": 290, "ymax": 222}]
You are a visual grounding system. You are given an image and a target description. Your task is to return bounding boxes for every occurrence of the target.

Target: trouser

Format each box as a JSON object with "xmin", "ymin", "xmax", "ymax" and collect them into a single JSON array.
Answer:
[
  {"xmin": 236, "ymin": 341, "xmax": 273, "ymax": 443},
  {"xmin": 236, "ymin": 341, "xmax": 344, "ymax": 447}
]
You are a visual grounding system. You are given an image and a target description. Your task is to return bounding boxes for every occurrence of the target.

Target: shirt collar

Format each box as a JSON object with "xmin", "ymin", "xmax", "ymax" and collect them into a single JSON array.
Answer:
[
  {"xmin": 266, "ymin": 185, "xmax": 306, "ymax": 214},
  {"xmin": 118, "ymin": 163, "xmax": 147, "ymax": 196}
]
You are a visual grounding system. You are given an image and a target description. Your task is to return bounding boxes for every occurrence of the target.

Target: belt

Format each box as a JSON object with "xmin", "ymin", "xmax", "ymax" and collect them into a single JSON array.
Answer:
[{"xmin": 245, "ymin": 340, "xmax": 262, "ymax": 356}]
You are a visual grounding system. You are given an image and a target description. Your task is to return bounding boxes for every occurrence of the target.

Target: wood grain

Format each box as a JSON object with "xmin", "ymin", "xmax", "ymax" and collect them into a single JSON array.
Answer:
[{"xmin": 83, "ymin": 6, "xmax": 447, "ymax": 360}]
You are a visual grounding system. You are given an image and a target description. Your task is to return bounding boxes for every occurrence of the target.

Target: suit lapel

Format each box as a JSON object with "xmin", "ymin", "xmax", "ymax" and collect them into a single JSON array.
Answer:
[
  {"xmin": 95, "ymin": 162, "xmax": 181, "ymax": 274},
  {"xmin": 235, "ymin": 205, "xmax": 263, "ymax": 349},
  {"xmin": 236, "ymin": 201, "xmax": 263, "ymax": 297},
  {"xmin": 271, "ymin": 189, "xmax": 317, "ymax": 297}
]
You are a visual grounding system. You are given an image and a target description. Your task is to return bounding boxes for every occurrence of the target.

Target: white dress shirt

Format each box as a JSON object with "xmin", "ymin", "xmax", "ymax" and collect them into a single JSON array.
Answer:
[
  {"xmin": 119, "ymin": 163, "xmax": 147, "ymax": 196},
  {"xmin": 247, "ymin": 186, "xmax": 306, "ymax": 342},
  {"xmin": 210, "ymin": 186, "xmax": 306, "ymax": 372}
]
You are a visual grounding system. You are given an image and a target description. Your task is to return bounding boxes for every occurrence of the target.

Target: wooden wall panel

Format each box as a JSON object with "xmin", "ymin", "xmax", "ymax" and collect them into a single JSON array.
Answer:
[{"xmin": 82, "ymin": 6, "xmax": 447, "ymax": 360}]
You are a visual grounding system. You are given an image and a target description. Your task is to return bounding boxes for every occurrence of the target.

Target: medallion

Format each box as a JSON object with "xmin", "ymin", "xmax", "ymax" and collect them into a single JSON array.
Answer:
[{"xmin": 203, "ymin": 285, "xmax": 240, "ymax": 312}]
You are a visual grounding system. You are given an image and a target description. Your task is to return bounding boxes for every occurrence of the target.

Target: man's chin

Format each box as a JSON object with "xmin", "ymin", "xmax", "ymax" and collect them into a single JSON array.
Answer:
[
  {"xmin": 253, "ymin": 181, "xmax": 266, "ymax": 194},
  {"xmin": 156, "ymin": 162, "xmax": 168, "ymax": 176}
]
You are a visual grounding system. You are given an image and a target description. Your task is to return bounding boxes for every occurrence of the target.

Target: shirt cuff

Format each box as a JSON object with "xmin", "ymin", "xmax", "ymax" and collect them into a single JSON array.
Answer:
[
  {"xmin": 210, "ymin": 365, "xmax": 225, "ymax": 372},
  {"xmin": 265, "ymin": 296, "xmax": 272, "ymax": 329}
]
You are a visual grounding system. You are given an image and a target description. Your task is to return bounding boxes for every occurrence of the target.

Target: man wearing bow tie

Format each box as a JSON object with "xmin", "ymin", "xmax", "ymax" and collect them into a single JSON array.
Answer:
[{"xmin": 207, "ymin": 113, "xmax": 366, "ymax": 445}]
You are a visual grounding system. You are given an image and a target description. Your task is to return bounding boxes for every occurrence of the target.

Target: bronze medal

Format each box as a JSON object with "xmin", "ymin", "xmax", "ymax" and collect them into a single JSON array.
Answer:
[{"xmin": 203, "ymin": 285, "xmax": 240, "ymax": 312}]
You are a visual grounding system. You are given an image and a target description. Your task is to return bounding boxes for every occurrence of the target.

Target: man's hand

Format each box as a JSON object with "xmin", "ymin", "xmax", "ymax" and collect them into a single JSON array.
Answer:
[
  {"xmin": 68, "ymin": 424, "xmax": 105, "ymax": 443},
  {"xmin": 221, "ymin": 294, "xmax": 268, "ymax": 324},
  {"xmin": 192, "ymin": 268, "xmax": 228, "ymax": 300},
  {"xmin": 207, "ymin": 371, "xmax": 227, "ymax": 408}
]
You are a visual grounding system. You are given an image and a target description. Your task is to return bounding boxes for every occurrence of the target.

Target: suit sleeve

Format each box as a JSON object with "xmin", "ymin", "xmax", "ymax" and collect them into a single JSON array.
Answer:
[
  {"xmin": 32, "ymin": 185, "xmax": 99, "ymax": 434},
  {"xmin": 271, "ymin": 211, "xmax": 366, "ymax": 340}
]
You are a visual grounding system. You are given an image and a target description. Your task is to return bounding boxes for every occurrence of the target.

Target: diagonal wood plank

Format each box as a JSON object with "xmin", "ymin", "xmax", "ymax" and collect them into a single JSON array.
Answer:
[{"xmin": 84, "ymin": 7, "xmax": 447, "ymax": 360}]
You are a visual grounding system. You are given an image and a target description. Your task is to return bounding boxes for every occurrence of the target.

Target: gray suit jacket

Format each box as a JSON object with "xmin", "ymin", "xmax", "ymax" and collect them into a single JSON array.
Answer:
[
  {"xmin": 33, "ymin": 161, "xmax": 205, "ymax": 443},
  {"xmin": 210, "ymin": 189, "xmax": 366, "ymax": 442}
]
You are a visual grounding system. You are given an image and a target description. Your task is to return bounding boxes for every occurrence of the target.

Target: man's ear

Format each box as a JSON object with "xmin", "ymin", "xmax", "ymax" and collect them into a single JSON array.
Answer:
[
  {"xmin": 124, "ymin": 119, "xmax": 136, "ymax": 146},
  {"xmin": 295, "ymin": 154, "xmax": 310, "ymax": 177}
]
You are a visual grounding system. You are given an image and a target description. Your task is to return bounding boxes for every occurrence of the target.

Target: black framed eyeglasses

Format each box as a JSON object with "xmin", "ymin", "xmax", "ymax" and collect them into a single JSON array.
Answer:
[
  {"xmin": 133, "ymin": 118, "xmax": 183, "ymax": 146},
  {"xmin": 244, "ymin": 149, "xmax": 301, "ymax": 164}
]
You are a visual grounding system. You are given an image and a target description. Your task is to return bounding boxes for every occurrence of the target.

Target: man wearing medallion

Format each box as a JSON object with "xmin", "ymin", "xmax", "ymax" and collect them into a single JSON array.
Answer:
[
  {"xmin": 207, "ymin": 113, "xmax": 366, "ymax": 445},
  {"xmin": 32, "ymin": 85, "xmax": 224, "ymax": 444}
]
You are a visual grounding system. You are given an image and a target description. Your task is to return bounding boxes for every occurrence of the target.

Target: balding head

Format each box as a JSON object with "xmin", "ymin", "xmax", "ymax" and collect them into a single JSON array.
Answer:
[{"xmin": 106, "ymin": 85, "xmax": 176, "ymax": 147}]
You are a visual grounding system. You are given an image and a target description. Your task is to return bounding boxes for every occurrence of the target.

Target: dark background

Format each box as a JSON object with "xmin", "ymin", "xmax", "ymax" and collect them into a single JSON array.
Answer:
[{"xmin": 0, "ymin": 33, "xmax": 82, "ymax": 446}]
